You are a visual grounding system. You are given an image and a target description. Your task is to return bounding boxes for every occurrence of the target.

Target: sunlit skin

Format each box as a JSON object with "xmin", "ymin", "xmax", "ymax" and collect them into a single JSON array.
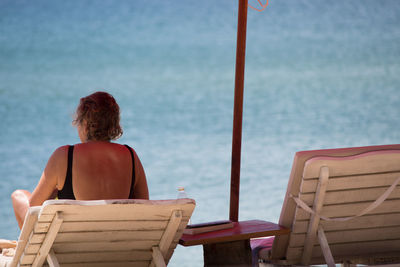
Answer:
[{"xmin": 11, "ymin": 120, "xmax": 149, "ymax": 229}]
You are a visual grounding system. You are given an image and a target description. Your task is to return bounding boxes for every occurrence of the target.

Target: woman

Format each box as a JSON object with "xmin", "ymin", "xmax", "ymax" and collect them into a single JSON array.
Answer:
[{"xmin": 11, "ymin": 91, "xmax": 149, "ymax": 229}]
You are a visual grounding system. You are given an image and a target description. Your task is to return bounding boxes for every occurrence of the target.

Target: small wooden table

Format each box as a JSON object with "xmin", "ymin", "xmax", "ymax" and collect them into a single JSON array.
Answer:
[{"xmin": 179, "ymin": 220, "xmax": 290, "ymax": 266}]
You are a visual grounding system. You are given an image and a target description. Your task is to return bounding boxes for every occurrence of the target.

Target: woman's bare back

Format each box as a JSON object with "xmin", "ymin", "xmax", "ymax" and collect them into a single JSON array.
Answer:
[{"xmin": 64, "ymin": 142, "xmax": 137, "ymax": 200}]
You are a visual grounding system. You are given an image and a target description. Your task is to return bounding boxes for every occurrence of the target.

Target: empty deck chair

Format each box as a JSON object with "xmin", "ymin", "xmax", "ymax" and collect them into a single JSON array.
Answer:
[
  {"xmin": 253, "ymin": 144, "xmax": 400, "ymax": 266},
  {"xmin": 0, "ymin": 198, "xmax": 195, "ymax": 267}
]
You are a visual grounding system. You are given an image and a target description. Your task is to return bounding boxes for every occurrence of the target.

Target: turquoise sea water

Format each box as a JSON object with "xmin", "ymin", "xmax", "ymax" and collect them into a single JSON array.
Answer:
[{"xmin": 1, "ymin": 0, "xmax": 400, "ymax": 265}]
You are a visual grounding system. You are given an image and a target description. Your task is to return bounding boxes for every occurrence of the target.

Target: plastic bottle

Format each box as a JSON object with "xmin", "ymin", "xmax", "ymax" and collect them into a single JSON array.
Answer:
[
  {"xmin": 177, "ymin": 186, "xmax": 188, "ymax": 199},
  {"xmin": 177, "ymin": 186, "xmax": 191, "ymax": 224}
]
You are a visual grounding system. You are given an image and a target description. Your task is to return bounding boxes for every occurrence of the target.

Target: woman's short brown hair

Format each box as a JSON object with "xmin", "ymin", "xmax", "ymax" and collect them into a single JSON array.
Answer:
[{"xmin": 73, "ymin": 91, "xmax": 123, "ymax": 141}]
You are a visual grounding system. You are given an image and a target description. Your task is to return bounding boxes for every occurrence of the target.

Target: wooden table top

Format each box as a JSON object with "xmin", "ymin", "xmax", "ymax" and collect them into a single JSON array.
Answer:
[{"xmin": 179, "ymin": 220, "xmax": 290, "ymax": 246}]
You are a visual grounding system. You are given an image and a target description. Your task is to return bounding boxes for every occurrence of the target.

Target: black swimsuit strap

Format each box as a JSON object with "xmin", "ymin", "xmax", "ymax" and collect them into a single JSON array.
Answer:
[
  {"xmin": 125, "ymin": 145, "xmax": 136, "ymax": 199},
  {"xmin": 58, "ymin": 145, "xmax": 75, "ymax": 199}
]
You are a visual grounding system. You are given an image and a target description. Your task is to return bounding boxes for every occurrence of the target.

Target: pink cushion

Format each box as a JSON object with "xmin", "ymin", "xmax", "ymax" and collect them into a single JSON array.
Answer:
[{"xmin": 251, "ymin": 236, "xmax": 275, "ymax": 261}]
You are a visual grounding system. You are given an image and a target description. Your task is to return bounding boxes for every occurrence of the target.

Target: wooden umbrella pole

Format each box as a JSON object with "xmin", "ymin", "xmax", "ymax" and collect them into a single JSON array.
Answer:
[{"xmin": 230, "ymin": 0, "xmax": 248, "ymax": 222}]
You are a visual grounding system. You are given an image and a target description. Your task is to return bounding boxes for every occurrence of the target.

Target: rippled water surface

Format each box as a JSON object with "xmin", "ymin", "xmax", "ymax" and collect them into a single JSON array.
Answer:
[{"xmin": 1, "ymin": 1, "xmax": 400, "ymax": 265}]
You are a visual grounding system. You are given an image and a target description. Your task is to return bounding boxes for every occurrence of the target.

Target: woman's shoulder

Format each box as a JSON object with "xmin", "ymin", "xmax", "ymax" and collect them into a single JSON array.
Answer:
[
  {"xmin": 44, "ymin": 145, "xmax": 70, "ymax": 166},
  {"xmin": 52, "ymin": 143, "xmax": 134, "ymax": 154},
  {"xmin": 51, "ymin": 145, "xmax": 70, "ymax": 158},
  {"xmin": 43, "ymin": 145, "xmax": 70, "ymax": 176},
  {"xmin": 73, "ymin": 142, "xmax": 135, "ymax": 156}
]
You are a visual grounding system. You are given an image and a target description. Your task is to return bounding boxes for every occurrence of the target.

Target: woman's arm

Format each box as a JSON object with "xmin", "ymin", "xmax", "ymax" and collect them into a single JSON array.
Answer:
[
  {"xmin": 11, "ymin": 189, "xmax": 31, "ymax": 229},
  {"xmin": 133, "ymin": 151, "xmax": 149, "ymax": 199},
  {"xmin": 29, "ymin": 146, "xmax": 68, "ymax": 206},
  {"xmin": 11, "ymin": 146, "xmax": 67, "ymax": 229}
]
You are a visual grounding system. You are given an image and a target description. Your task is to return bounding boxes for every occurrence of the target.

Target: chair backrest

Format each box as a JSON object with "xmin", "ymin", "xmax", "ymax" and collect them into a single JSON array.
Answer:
[
  {"xmin": 11, "ymin": 198, "xmax": 195, "ymax": 267},
  {"xmin": 271, "ymin": 144, "xmax": 400, "ymax": 265}
]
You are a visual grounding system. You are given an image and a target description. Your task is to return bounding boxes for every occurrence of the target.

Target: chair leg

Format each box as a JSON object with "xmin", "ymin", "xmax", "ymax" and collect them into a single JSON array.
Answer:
[
  {"xmin": 46, "ymin": 249, "xmax": 60, "ymax": 267},
  {"xmin": 158, "ymin": 210, "xmax": 182, "ymax": 258},
  {"xmin": 317, "ymin": 226, "xmax": 335, "ymax": 267},
  {"xmin": 302, "ymin": 166, "xmax": 330, "ymax": 265},
  {"xmin": 32, "ymin": 211, "xmax": 63, "ymax": 267},
  {"xmin": 151, "ymin": 246, "xmax": 167, "ymax": 267}
]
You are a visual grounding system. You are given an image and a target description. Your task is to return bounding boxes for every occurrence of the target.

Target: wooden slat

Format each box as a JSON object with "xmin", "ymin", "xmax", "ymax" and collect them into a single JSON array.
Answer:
[
  {"xmin": 292, "ymin": 213, "xmax": 400, "ymax": 233},
  {"xmin": 303, "ymin": 151, "xmax": 400, "ymax": 179},
  {"xmin": 24, "ymin": 244, "xmax": 41, "ymax": 255},
  {"xmin": 30, "ymin": 233, "xmax": 46, "ymax": 244},
  {"xmin": 286, "ymin": 239, "xmax": 400, "ymax": 262},
  {"xmin": 21, "ymin": 243, "xmax": 44, "ymax": 259},
  {"xmin": 301, "ymin": 172, "xmax": 400, "ymax": 193},
  {"xmin": 42, "ymin": 198, "xmax": 195, "ymax": 207},
  {"xmin": 25, "ymin": 240, "xmax": 179, "ymax": 256},
  {"xmin": 300, "ymin": 186, "xmax": 400, "ymax": 206},
  {"xmin": 37, "ymin": 215, "xmax": 191, "ymax": 223},
  {"xmin": 289, "ymin": 226, "xmax": 400, "ymax": 247},
  {"xmin": 34, "ymin": 229, "xmax": 167, "ymax": 243},
  {"xmin": 52, "ymin": 262, "xmax": 149, "ymax": 267},
  {"xmin": 52, "ymin": 240, "xmax": 159, "ymax": 253},
  {"xmin": 23, "ymin": 242, "xmax": 170, "ymax": 257},
  {"xmin": 35, "ymin": 220, "xmax": 170, "ymax": 233},
  {"xmin": 26, "ymin": 224, "xmax": 186, "ymax": 254},
  {"xmin": 20, "ymin": 254, "xmax": 36, "ymax": 265},
  {"xmin": 54, "ymin": 230, "xmax": 163, "ymax": 243},
  {"xmin": 55, "ymin": 251, "xmax": 152, "ymax": 263},
  {"xmin": 38, "ymin": 214, "xmax": 191, "ymax": 223},
  {"xmin": 294, "ymin": 199, "xmax": 400, "ymax": 220},
  {"xmin": 38, "ymin": 204, "xmax": 194, "ymax": 222}
]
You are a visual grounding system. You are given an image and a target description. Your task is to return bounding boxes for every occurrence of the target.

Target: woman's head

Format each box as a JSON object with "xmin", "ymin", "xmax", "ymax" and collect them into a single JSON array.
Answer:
[{"xmin": 73, "ymin": 91, "xmax": 123, "ymax": 142}]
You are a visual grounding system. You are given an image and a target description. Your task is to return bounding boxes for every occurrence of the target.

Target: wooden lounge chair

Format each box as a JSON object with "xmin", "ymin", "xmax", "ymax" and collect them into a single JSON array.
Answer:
[
  {"xmin": 0, "ymin": 198, "xmax": 195, "ymax": 267},
  {"xmin": 252, "ymin": 144, "xmax": 400, "ymax": 266}
]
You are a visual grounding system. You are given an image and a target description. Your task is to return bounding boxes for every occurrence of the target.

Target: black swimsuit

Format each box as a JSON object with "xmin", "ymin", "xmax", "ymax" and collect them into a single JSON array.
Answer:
[{"xmin": 57, "ymin": 145, "xmax": 136, "ymax": 200}]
